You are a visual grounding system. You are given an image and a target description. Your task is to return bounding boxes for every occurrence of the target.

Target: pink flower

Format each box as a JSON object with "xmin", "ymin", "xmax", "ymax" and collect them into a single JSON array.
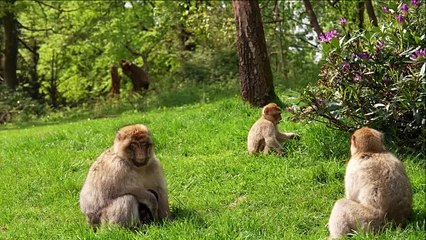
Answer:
[
  {"xmin": 339, "ymin": 17, "xmax": 347, "ymax": 25},
  {"xmin": 400, "ymin": 3, "xmax": 409, "ymax": 13},
  {"xmin": 383, "ymin": 6, "xmax": 390, "ymax": 12},
  {"xmin": 411, "ymin": 0, "xmax": 420, "ymax": 7},
  {"xmin": 357, "ymin": 52, "xmax": 371, "ymax": 59},
  {"xmin": 319, "ymin": 30, "xmax": 339, "ymax": 43},
  {"xmin": 341, "ymin": 61, "xmax": 350, "ymax": 72},
  {"xmin": 410, "ymin": 48, "xmax": 426, "ymax": 61},
  {"xmin": 396, "ymin": 14, "xmax": 405, "ymax": 23}
]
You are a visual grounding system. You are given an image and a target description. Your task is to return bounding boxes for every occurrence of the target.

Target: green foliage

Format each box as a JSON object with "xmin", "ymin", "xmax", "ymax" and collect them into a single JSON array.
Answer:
[
  {"xmin": 0, "ymin": 86, "xmax": 48, "ymax": 123},
  {"xmin": 260, "ymin": 1, "xmax": 321, "ymax": 89},
  {"xmin": 297, "ymin": 1, "xmax": 426, "ymax": 152},
  {"xmin": 180, "ymin": 47, "xmax": 239, "ymax": 83},
  {"xmin": 0, "ymin": 96, "xmax": 424, "ymax": 239}
]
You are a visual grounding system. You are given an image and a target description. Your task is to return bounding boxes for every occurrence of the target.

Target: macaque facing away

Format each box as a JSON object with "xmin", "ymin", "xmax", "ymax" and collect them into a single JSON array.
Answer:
[
  {"xmin": 120, "ymin": 60, "xmax": 150, "ymax": 91},
  {"xmin": 247, "ymin": 103, "xmax": 298, "ymax": 156},
  {"xmin": 80, "ymin": 124, "xmax": 170, "ymax": 228},
  {"xmin": 327, "ymin": 127, "xmax": 412, "ymax": 239}
]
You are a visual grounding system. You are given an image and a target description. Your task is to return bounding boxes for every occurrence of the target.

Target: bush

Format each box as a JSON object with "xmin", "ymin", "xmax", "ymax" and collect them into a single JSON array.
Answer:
[
  {"xmin": 296, "ymin": 1, "xmax": 426, "ymax": 152},
  {"xmin": 0, "ymin": 86, "xmax": 48, "ymax": 123}
]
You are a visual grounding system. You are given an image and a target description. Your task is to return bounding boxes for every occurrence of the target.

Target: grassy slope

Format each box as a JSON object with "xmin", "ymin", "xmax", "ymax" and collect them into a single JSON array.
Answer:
[{"xmin": 0, "ymin": 96, "xmax": 424, "ymax": 239}]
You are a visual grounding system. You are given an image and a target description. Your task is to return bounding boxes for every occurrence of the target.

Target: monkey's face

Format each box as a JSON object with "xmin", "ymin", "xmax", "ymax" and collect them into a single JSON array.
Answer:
[
  {"xmin": 262, "ymin": 103, "xmax": 282, "ymax": 124},
  {"xmin": 126, "ymin": 137, "xmax": 153, "ymax": 167},
  {"xmin": 264, "ymin": 110, "xmax": 282, "ymax": 124},
  {"xmin": 114, "ymin": 124, "xmax": 154, "ymax": 167}
]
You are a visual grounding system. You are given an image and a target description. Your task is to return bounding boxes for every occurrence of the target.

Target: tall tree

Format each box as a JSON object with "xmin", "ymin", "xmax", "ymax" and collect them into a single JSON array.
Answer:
[
  {"xmin": 2, "ymin": 0, "xmax": 18, "ymax": 89},
  {"xmin": 365, "ymin": 0, "xmax": 378, "ymax": 27},
  {"xmin": 302, "ymin": 0, "xmax": 323, "ymax": 37},
  {"xmin": 232, "ymin": 0, "xmax": 279, "ymax": 107},
  {"xmin": 357, "ymin": 0, "xmax": 365, "ymax": 30}
]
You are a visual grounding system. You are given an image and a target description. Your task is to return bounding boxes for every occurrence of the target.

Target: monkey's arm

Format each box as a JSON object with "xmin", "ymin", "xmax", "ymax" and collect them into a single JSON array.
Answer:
[
  {"xmin": 276, "ymin": 132, "xmax": 299, "ymax": 142},
  {"xmin": 262, "ymin": 125, "xmax": 284, "ymax": 155}
]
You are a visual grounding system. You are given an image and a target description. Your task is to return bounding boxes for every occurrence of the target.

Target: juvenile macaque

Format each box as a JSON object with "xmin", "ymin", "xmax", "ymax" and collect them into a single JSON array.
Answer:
[
  {"xmin": 247, "ymin": 103, "xmax": 298, "ymax": 156},
  {"xmin": 80, "ymin": 124, "xmax": 170, "ymax": 227},
  {"xmin": 327, "ymin": 127, "xmax": 412, "ymax": 239}
]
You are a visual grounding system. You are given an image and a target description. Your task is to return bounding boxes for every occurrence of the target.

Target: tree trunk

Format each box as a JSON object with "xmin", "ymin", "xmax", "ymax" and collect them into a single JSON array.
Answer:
[
  {"xmin": 302, "ymin": 0, "xmax": 323, "ymax": 37},
  {"xmin": 28, "ymin": 38, "xmax": 41, "ymax": 99},
  {"xmin": 49, "ymin": 52, "xmax": 59, "ymax": 108},
  {"xmin": 365, "ymin": 0, "xmax": 378, "ymax": 27},
  {"xmin": 2, "ymin": 0, "xmax": 18, "ymax": 89},
  {"xmin": 110, "ymin": 64, "xmax": 120, "ymax": 96},
  {"xmin": 232, "ymin": 0, "xmax": 279, "ymax": 107},
  {"xmin": 357, "ymin": 0, "xmax": 365, "ymax": 30}
]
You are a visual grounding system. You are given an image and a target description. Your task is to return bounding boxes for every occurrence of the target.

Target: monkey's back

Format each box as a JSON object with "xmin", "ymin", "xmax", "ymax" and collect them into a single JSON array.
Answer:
[
  {"xmin": 345, "ymin": 152, "xmax": 412, "ymax": 224},
  {"xmin": 79, "ymin": 148, "xmax": 131, "ymax": 215},
  {"xmin": 247, "ymin": 119, "xmax": 273, "ymax": 153}
]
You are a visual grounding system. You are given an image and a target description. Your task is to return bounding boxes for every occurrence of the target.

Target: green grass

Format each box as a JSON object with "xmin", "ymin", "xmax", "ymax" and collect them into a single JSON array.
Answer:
[{"xmin": 0, "ymin": 96, "xmax": 424, "ymax": 239}]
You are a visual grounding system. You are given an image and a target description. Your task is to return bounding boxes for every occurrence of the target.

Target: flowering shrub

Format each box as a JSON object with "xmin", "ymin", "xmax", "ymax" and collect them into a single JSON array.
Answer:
[{"xmin": 297, "ymin": 1, "xmax": 426, "ymax": 152}]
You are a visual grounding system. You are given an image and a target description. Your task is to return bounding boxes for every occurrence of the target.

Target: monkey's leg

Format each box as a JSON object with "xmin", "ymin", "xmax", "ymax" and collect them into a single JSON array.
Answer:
[
  {"xmin": 131, "ymin": 189, "xmax": 159, "ymax": 220},
  {"xmin": 136, "ymin": 189, "xmax": 159, "ymax": 222},
  {"xmin": 328, "ymin": 198, "xmax": 383, "ymax": 239},
  {"xmin": 264, "ymin": 137, "xmax": 284, "ymax": 156},
  {"xmin": 100, "ymin": 195, "xmax": 140, "ymax": 227}
]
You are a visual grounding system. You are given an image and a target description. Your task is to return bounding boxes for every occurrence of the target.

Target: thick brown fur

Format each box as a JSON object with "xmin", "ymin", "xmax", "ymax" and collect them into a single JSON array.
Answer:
[
  {"xmin": 120, "ymin": 59, "xmax": 150, "ymax": 91},
  {"xmin": 80, "ymin": 124, "xmax": 170, "ymax": 228},
  {"xmin": 327, "ymin": 127, "xmax": 412, "ymax": 239},
  {"xmin": 247, "ymin": 103, "xmax": 298, "ymax": 156}
]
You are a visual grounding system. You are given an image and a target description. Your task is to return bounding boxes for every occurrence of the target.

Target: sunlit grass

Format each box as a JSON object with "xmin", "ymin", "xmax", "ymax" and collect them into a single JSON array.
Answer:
[{"xmin": 0, "ymin": 96, "xmax": 424, "ymax": 239}]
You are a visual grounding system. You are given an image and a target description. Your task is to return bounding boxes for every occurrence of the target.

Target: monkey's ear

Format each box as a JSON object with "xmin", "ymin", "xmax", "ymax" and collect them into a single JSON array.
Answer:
[
  {"xmin": 116, "ymin": 132, "xmax": 125, "ymax": 141},
  {"xmin": 379, "ymin": 132, "xmax": 385, "ymax": 140},
  {"xmin": 351, "ymin": 135, "xmax": 357, "ymax": 148},
  {"xmin": 262, "ymin": 106, "xmax": 269, "ymax": 116}
]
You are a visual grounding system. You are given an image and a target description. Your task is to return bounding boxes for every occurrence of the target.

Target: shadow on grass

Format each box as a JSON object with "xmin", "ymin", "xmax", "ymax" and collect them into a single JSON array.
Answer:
[
  {"xmin": 0, "ymin": 83, "xmax": 238, "ymax": 131},
  {"xmin": 170, "ymin": 206, "xmax": 207, "ymax": 228},
  {"xmin": 410, "ymin": 208, "xmax": 426, "ymax": 225}
]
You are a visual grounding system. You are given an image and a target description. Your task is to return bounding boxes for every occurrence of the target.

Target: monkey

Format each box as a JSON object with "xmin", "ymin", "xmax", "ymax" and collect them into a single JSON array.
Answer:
[
  {"xmin": 247, "ymin": 103, "xmax": 299, "ymax": 156},
  {"xmin": 327, "ymin": 127, "xmax": 412, "ymax": 239},
  {"xmin": 79, "ymin": 124, "xmax": 170, "ymax": 228},
  {"xmin": 120, "ymin": 60, "xmax": 150, "ymax": 91}
]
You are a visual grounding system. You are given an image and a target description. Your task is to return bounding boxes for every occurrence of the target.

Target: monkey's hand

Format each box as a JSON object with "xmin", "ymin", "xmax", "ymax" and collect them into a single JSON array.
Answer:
[{"xmin": 290, "ymin": 133, "xmax": 301, "ymax": 140}]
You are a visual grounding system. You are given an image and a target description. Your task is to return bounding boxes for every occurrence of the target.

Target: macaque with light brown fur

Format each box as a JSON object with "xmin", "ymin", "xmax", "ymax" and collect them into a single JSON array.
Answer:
[
  {"xmin": 80, "ymin": 124, "xmax": 170, "ymax": 228},
  {"xmin": 327, "ymin": 127, "xmax": 412, "ymax": 239},
  {"xmin": 247, "ymin": 103, "xmax": 298, "ymax": 156}
]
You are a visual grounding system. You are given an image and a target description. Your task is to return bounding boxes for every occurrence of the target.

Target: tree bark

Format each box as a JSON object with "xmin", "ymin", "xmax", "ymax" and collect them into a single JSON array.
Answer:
[
  {"xmin": 27, "ymin": 38, "xmax": 41, "ymax": 99},
  {"xmin": 2, "ymin": 0, "xmax": 18, "ymax": 89},
  {"xmin": 302, "ymin": 0, "xmax": 323, "ymax": 37},
  {"xmin": 365, "ymin": 0, "xmax": 378, "ymax": 27},
  {"xmin": 110, "ymin": 64, "xmax": 120, "ymax": 96},
  {"xmin": 232, "ymin": 0, "xmax": 279, "ymax": 107},
  {"xmin": 357, "ymin": 0, "xmax": 365, "ymax": 30}
]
